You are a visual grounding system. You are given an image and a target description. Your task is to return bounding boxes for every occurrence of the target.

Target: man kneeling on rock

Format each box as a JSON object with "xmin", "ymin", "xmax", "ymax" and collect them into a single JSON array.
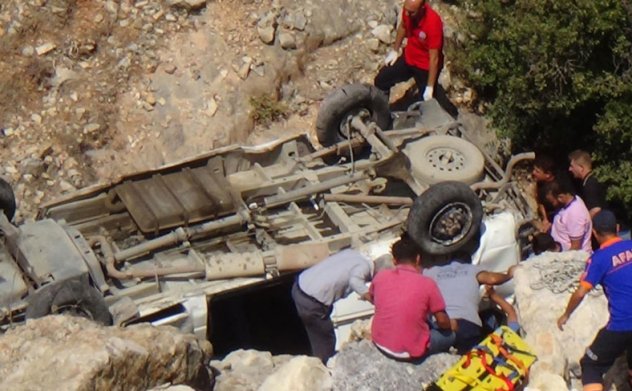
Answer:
[
  {"xmin": 369, "ymin": 234, "xmax": 454, "ymax": 362},
  {"xmin": 423, "ymin": 252, "xmax": 516, "ymax": 353}
]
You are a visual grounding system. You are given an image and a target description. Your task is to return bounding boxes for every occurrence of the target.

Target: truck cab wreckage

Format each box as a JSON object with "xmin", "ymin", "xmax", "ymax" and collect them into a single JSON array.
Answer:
[{"xmin": 0, "ymin": 84, "xmax": 534, "ymax": 353}]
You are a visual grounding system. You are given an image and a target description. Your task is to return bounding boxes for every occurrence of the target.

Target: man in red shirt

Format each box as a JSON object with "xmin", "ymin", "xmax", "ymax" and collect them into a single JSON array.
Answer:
[
  {"xmin": 369, "ymin": 235, "xmax": 454, "ymax": 361},
  {"xmin": 374, "ymin": 0, "xmax": 456, "ymax": 117}
]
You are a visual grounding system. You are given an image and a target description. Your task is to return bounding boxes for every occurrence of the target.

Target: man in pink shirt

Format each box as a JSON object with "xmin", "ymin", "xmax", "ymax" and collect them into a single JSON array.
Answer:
[
  {"xmin": 544, "ymin": 178, "xmax": 593, "ymax": 253},
  {"xmin": 369, "ymin": 235, "xmax": 454, "ymax": 361}
]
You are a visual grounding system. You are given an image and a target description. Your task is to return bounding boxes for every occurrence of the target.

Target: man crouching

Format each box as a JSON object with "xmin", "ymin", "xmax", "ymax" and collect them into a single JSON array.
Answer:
[{"xmin": 370, "ymin": 234, "xmax": 454, "ymax": 362}]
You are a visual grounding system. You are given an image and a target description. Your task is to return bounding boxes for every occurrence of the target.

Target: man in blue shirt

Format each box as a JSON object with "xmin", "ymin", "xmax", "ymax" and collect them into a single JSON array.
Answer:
[{"xmin": 558, "ymin": 210, "xmax": 632, "ymax": 391}]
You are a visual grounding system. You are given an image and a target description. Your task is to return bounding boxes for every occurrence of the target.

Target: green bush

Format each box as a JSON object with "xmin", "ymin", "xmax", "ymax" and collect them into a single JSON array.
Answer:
[
  {"xmin": 249, "ymin": 95, "xmax": 288, "ymax": 126},
  {"xmin": 449, "ymin": 0, "xmax": 632, "ymax": 219}
]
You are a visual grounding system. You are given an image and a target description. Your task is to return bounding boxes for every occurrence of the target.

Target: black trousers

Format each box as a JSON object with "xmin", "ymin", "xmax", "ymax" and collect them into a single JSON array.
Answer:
[
  {"xmin": 374, "ymin": 55, "xmax": 458, "ymax": 118},
  {"xmin": 454, "ymin": 318, "xmax": 483, "ymax": 354},
  {"xmin": 580, "ymin": 327, "xmax": 632, "ymax": 385},
  {"xmin": 291, "ymin": 281, "xmax": 335, "ymax": 363}
]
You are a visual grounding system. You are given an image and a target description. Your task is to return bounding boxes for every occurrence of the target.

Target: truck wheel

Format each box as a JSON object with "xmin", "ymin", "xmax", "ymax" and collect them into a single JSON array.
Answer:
[
  {"xmin": 404, "ymin": 135, "xmax": 485, "ymax": 185},
  {"xmin": 26, "ymin": 279, "xmax": 113, "ymax": 325},
  {"xmin": 316, "ymin": 83, "xmax": 391, "ymax": 147},
  {"xmin": 407, "ymin": 181, "xmax": 483, "ymax": 255},
  {"xmin": 0, "ymin": 177, "xmax": 16, "ymax": 221}
]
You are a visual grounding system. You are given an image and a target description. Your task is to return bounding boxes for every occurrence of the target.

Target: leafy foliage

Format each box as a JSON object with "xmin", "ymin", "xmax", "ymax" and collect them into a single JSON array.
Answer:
[
  {"xmin": 249, "ymin": 95, "xmax": 288, "ymax": 126},
  {"xmin": 449, "ymin": 0, "xmax": 632, "ymax": 219}
]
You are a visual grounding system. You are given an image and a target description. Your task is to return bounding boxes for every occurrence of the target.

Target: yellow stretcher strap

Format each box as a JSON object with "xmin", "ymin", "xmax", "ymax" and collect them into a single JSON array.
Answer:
[
  {"xmin": 429, "ymin": 326, "xmax": 537, "ymax": 391},
  {"xmin": 490, "ymin": 333, "xmax": 529, "ymax": 377}
]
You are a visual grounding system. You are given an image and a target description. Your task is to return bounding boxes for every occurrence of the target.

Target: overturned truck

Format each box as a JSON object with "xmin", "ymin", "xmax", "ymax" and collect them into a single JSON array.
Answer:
[{"xmin": 0, "ymin": 84, "xmax": 533, "ymax": 350}]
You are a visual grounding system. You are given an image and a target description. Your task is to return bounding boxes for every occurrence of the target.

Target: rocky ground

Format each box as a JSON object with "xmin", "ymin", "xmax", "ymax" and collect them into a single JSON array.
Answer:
[
  {"xmin": 4, "ymin": 250, "xmax": 631, "ymax": 391},
  {"xmin": 0, "ymin": 0, "xmax": 474, "ymax": 222},
  {"xmin": 0, "ymin": 1, "xmax": 547, "ymax": 391}
]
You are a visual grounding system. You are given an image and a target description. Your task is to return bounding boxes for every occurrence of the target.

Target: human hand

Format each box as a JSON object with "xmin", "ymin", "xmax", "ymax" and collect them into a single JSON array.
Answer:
[
  {"xmin": 507, "ymin": 264, "xmax": 518, "ymax": 278},
  {"xmin": 557, "ymin": 314, "xmax": 569, "ymax": 331},
  {"xmin": 360, "ymin": 292, "xmax": 372, "ymax": 302},
  {"xmin": 484, "ymin": 285, "xmax": 495, "ymax": 297},
  {"xmin": 423, "ymin": 86, "xmax": 434, "ymax": 101},
  {"xmin": 384, "ymin": 50, "xmax": 398, "ymax": 66}
]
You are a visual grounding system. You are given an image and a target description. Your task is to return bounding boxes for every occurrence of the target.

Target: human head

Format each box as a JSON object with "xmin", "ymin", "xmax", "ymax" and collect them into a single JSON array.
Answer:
[
  {"xmin": 568, "ymin": 149, "xmax": 592, "ymax": 180},
  {"xmin": 391, "ymin": 233, "xmax": 421, "ymax": 266},
  {"xmin": 531, "ymin": 232, "xmax": 561, "ymax": 255},
  {"xmin": 372, "ymin": 253, "xmax": 394, "ymax": 276},
  {"xmin": 532, "ymin": 155, "xmax": 556, "ymax": 182},
  {"xmin": 592, "ymin": 209, "xmax": 618, "ymax": 244},
  {"xmin": 544, "ymin": 177, "xmax": 576, "ymax": 208},
  {"xmin": 404, "ymin": 0, "xmax": 426, "ymax": 19}
]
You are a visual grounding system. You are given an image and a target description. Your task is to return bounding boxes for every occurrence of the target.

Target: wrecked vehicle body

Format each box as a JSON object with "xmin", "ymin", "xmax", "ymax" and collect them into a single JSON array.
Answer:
[{"xmin": 0, "ymin": 84, "xmax": 533, "ymax": 352}]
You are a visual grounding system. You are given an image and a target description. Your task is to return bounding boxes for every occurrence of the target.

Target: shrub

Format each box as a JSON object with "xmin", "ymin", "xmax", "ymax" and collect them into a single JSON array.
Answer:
[
  {"xmin": 249, "ymin": 95, "xmax": 288, "ymax": 126},
  {"xmin": 449, "ymin": 0, "xmax": 632, "ymax": 219}
]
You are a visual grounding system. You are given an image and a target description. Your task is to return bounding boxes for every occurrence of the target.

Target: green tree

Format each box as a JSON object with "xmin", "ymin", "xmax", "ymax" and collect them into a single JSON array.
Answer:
[{"xmin": 449, "ymin": 0, "xmax": 632, "ymax": 219}]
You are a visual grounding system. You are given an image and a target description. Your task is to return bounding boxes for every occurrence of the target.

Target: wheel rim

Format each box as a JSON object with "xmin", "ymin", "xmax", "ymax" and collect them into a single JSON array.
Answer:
[
  {"xmin": 428, "ymin": 202, "xmax": 473, "ymax": 245},
  {"xmin": 338, "ymin": 108, "xmax": 371, "ymax": 139},
  {"xmin": 426, "ymin": 147, "xmax": 466, "ymax": 173}
]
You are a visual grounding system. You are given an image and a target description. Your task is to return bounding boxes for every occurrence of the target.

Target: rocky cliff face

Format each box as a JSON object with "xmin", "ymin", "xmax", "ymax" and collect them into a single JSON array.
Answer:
[
  {"xmin": 515, "ymin": 251, "xmax": 631, "ymax": 391},
  {"xmin": 4, "ymin": 0, "xmax": 465, "ymax": 221},
  {"xmin": 0, "ymin": 316, "xmax": 213, "ymax": 391}
]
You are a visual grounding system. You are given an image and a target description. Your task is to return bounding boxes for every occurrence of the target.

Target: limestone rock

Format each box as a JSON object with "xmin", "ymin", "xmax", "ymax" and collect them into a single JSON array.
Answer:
[
  {"xmin": 514, "ymin": 251, "xmax": 629, "ymax": 390},
  {"xmin": 35, "ymin": 42, "xmax": 56, "ymax": 55},
  {"xmin": 367, "ymin": 38, "xmax": 380, "ymax": 53},
  {"xmin": 0, "ymin": 316, "xmax": 213, "ymax": 390},
  {"xmin": 282, "ymin": 11, "xmax": 307, "ymax": 31},
  {"xmin": 212, "ymin": 350, "xmax": 275, "ymax": 391},
  {"xmin": 257, "ymin": 11, "xmax": 278, "ymax": 45},
  {"xmin": 331, "ymin": 340, "xmax": 459, "ymax": 390},
  {"xmin": 279, "ymin": 31, "xmax": 297, "ymax": 50},
  {"xmin": 371, "ymin": 24, "xmax": 392, "ymax": 44},
  {"xmin": 166, "ymin": 0, "xmax": 207, "ymax": 11},
  {"xmin": 258, "ymin": 25, "xmax": 276, "ymax": 44},
  {"xmin": 20, "ymin": 158, "xmax": 45, "ymax": 178},
  {"xmin": 259, "ymin": 356, "xmax": 332, "ymax": 391}
]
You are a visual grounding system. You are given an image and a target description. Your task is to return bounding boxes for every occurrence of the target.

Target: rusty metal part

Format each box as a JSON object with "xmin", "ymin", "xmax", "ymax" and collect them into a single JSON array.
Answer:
[
  {"xmin": 90, "ymin": 236, "xmax": 205, "ymax": 280},
  {"xmin": 323, "ymin": 194, "xmax": 413, "ymax": 206},
  {"xmin": 350, "ymin": 116, "xmax": 395, "ymax": 159},
  {"xmin": 261, "ymin": 171, "xmax": 369, "ymax": 209},
  {"xmin": 302, "ymin": 137, "xmax": 366, "ymax": 161},
  {"xmin": 470, "ymin": 152, "xmax": 535, "ymax": 192}
]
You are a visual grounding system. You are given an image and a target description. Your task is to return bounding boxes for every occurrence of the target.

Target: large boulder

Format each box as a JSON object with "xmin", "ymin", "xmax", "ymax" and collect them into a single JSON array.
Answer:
[
  {"xmin": 212, "ymin": 349, "xmax": 330, "ymax": 391},
  {"xmin": 0, "ymin": 315, "xmax": 213, "ymax": 391},
  {"xmin": 514, "ymin": 251, "xmax": 631, "ymax": 390},
  {"xmin": 259, "ymin": 356, "xmax": 332, "ymax": 391},
  {"xmin": 331, "ymin": 339, "xmax": 459, "ymax": 391}
]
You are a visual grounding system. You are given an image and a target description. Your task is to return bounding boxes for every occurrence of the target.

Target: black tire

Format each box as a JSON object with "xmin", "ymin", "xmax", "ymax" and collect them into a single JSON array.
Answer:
[
  {"xmin": 315, "ymin": 83, "xmax": 391, "ymax": 147},
  {"xmin": 26, "ymin": 278, "xmax": 113, "ymax": 325},
  {"xmin": 0, "ymin": 177, "xmax": 16, "ymax": 221},
  {"xmin": 407, "ymin": 181, "xmax": 483, "ymax": 255}
]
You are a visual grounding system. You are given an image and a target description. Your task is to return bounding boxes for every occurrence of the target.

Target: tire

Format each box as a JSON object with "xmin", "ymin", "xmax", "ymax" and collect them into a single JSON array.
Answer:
[
  {"xmin": 407, "ymin": 181, "xmax": 483, "ymax": 255},
  {"xmin": 26, "ymin": 278, "xmax": 113, "ymax": 325},
  {"xmin": 316, "ymin": 83, "xmax": 391, "ymax": 147},
  {"xmin": 0, "ymin": 177, "xmax": 16, "ymax": 221},
  {"xmin": 404, "ymin": 135, "xmax": 485, "ymax": 185}
]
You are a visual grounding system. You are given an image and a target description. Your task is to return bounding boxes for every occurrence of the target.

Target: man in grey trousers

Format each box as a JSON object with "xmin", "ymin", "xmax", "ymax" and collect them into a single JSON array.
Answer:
[{"xmin": 292, "ymin": 249, "xmax": 388, "ymax": 363}]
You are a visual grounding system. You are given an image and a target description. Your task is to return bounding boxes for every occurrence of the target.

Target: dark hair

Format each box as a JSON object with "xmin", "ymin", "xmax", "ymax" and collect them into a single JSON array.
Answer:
[
  {"xmin": 533, "ymin": 155, "xmax": 556, "ymax": 174},
  {"xmin": 592, "ymin": 209, "xmax": 618, "ymax": 235},
  {"xmin": 392, "ymin": 234, "xmax": 421, "ymax": 264},
  {"xmin": 531, "ymin": 233, "xmax": 559, "ymax": 255},
  {"xmin": 544, "ymin": 176, "xmax": 576, "ymax": 197}
]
